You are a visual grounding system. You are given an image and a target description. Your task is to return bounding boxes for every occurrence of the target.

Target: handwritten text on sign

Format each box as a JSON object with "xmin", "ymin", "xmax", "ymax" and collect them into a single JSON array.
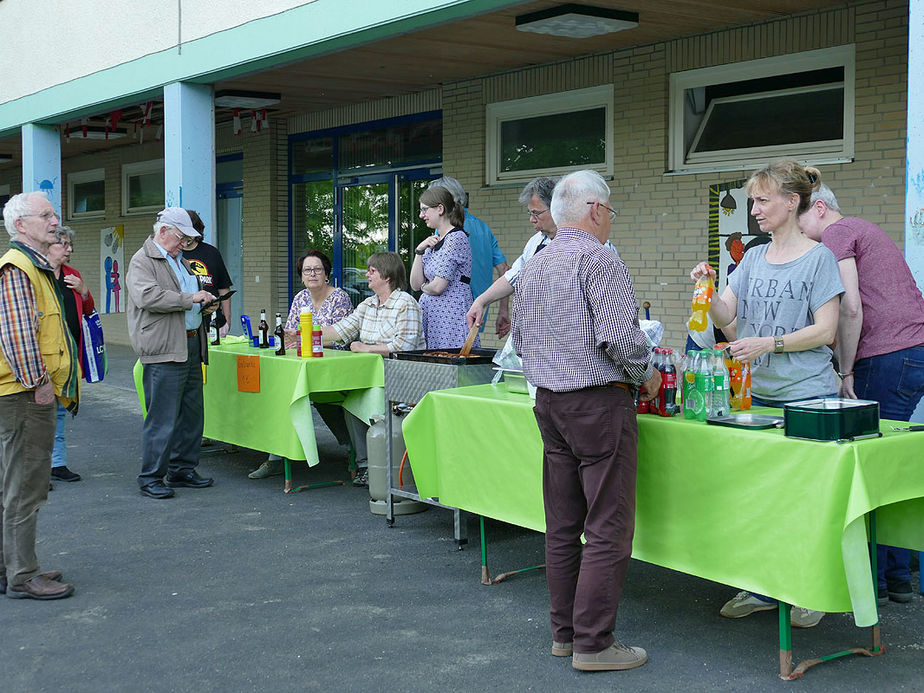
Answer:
[{"xmin": 237, "ymin": 355, "xmax": 261, "ymax": 393}]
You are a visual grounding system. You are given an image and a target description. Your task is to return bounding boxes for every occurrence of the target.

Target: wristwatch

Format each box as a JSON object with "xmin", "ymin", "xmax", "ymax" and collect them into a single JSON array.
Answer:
[
  {"xmin": 414, "ymin": 249, "xmax": 425, "ymax": 256},
  {"xmin": 773, "ymin": 336, "xmax": 785, "ymax": 354}
]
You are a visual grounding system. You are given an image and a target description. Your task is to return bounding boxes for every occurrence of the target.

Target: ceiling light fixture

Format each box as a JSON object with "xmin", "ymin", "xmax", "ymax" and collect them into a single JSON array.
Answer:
[
  {"xmin": 515, "ymin": 4, "xmax": 639, "ymax": 39},
  {"xmin": 214, "ymin": 90, "xmax": 281, "ymax": 109}
]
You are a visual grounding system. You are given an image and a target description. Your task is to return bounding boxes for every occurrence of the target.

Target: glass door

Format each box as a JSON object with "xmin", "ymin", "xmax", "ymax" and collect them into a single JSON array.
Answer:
[
  {"xmin": 291, "ymin": 179, "xmax": 335, "ymax": 294},
  {"xmin": 339, "ymin": 180, "xmax": 390, "ymax": 307},
  {"xmin": 216, "ymin": 194, "xmax": 244, "ymax": 334},
  {"xmin": 396, "ymin": 172, "xmax": 437, "ymax": 286}
]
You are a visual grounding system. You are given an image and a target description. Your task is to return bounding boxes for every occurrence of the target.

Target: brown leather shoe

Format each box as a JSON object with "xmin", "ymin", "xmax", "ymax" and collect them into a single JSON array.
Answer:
[
  {"xmin": 6, "ymin": 574, "xmax": 74, "ymax": 600},
  {"xmin": 0, "ymin": 570, "xmax": 61, "ymax": 595}
]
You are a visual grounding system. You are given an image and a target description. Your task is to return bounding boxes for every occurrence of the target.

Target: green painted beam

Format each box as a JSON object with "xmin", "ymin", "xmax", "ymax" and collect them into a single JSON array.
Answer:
[{"xmin": 0, "ymin": 0, "xmax": 523, "ymax": 139}]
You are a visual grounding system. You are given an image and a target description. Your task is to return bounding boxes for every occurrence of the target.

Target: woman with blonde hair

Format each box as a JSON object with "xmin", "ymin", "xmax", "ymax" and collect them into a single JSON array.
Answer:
[{"xmin": 689, "ymin": 160, "xmax": 844, "ymax": 628}]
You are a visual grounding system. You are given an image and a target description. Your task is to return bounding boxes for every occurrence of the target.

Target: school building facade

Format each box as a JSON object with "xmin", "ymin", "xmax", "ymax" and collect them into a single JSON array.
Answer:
[{"xmin": 0, "ymin": 0, "xmax": 919, "ymax": 351}]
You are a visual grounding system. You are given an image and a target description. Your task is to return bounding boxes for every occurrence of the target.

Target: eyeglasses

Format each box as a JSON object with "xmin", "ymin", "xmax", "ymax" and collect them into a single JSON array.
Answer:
[
  {"xmin": 22, "ymin": 211, "xmax": 59, "ymax": 221},
  {"xmin": 419, "ymin": 205, "xmax": 432, "ymax": 213},
  {"xmin": 171, "ymin": 230, "xmax": 196, "ymax": 246},
  {"xmin": 301, "ymin": 267, "xmax": 325, "ymax": 276},
  {"xmin": 586, "ymin": 201, "xmax": 618, "ymax": 221},
  {"xmin": 528, "ymin": 209, "xmax": 549, "ymax": 220}
]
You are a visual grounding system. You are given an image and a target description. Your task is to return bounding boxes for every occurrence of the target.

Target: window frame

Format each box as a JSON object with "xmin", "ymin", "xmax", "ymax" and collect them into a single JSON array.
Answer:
[
  {"xmin": 121, "ymin": 159, "xmax": 165, "ymax": 216},
  {"xmin": 0, "ymin": 183, "xmax": 10, "ymax": 228},
  {"xmin": 486, "ymin": 85, "xmax": 614, "ymax": 185},
  {"xmin": 668, "ymin": 45, "xmax": 855, "ymax": 175},
  {"xmin": 67, "ymin": 168, "xmax": 106, "ymax": 220}
]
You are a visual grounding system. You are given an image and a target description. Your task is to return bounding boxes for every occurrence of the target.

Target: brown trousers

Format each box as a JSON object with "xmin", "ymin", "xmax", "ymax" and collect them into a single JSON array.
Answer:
[
  {"xmin": 0, "ymin": 391, "xmax": 56, "ymax": 587},
  {"xmin": 533, "ymin": 384, "xmax": 638, "ymax": 654}
]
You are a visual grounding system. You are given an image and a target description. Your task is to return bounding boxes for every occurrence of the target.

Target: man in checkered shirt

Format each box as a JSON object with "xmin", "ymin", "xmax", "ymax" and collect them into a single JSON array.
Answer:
[{"xmin": 512, "ymin": 170, "xmax": 659, "ymax": 673}]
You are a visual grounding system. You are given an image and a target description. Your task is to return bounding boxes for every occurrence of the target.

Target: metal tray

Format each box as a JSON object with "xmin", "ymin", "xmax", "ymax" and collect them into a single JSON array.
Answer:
[
  {"xmin": 391, "ymin": 348, "xmax": 495, "ymax": 365},
  {"xmin": 706, "ymin": 413, "xmax": 784, "ymax": 430}
]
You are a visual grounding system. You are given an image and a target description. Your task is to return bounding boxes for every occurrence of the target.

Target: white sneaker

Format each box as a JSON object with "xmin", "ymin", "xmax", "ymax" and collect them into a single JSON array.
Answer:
[
  {"xmin": 791, "ymin": 607, "xmax": 824, "ymax": 628},
  {"xmin": 720, "ymin": 591, "xmax": 777, "ymax": 618}
]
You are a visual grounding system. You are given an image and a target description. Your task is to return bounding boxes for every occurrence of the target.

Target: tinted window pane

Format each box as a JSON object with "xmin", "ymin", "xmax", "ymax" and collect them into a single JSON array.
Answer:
[
  {"xmin": 291, "ymin": 138, "xmax": 334, "ymax": 176},
  {"xmin": 129, "ymin": 172, "xmax": 164, "ymax": 209},
  {"xmin": 339, "ymin": 119, "xmax": 441, "ymax": 170},
  {"xmin": 73, "ymin": 179, "xmax": 105, "ymax": 214},
  {"xmin": 500, "ymin": 108, "xmax": 605, "ymax": 172},
  {"xmin": 694, "ymin": 89, "xmax": 843, "ymax": 152},
  {"xmin": 217, "ymin": 158, "xmax": 243, "ymax": 184}
]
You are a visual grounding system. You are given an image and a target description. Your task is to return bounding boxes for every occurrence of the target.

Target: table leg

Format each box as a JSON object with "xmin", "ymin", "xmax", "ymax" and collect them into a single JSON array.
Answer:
[
  {"xmin": 282, "ymin": 457, "xmax": 344, "ymax": 494},
  {"xmin": 778, "ymin": 601, "xmax": 792, "ymax": 680},
  {"xmin": 779, "ymin": 509, "xmax": 887, "ymax": 679},
  {"xmin": 478, "ymin": 515, "xmax": 545, "ymax": 586}
]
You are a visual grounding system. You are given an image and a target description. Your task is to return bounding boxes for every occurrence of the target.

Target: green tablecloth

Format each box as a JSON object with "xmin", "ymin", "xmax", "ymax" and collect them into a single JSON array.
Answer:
[
  {"xmin": 402, "ymin": 383, "xmax": 924, "ymax": 627},
  {"xmin": 134, "ymin": 341, "xmax": 384, "ymax": 464}
]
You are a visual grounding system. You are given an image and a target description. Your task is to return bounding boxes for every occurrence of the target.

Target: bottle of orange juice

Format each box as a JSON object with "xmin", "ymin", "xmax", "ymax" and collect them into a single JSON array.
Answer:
[
  {"xmin": 688, "ymin": 266, "xmax": 714, "ymax": 332},
  {"xmin": 725, "ymin": 356, "xmax": 752, "ymax": 410}
]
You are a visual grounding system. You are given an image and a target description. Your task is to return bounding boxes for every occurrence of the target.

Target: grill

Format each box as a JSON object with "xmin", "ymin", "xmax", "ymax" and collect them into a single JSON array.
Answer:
[
  {"xmin": 384, "ymin": 347, "xmax": 498, "ymax": 546},
  {"xmin": 385, "ymin": 348, "xmax": 497, "ymax": 404}
]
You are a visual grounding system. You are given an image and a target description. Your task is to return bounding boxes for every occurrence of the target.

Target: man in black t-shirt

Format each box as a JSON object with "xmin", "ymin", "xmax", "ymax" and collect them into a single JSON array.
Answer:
[{"xmin": 184, "ymin": 210, "xmax": 233, "ymax": 337}]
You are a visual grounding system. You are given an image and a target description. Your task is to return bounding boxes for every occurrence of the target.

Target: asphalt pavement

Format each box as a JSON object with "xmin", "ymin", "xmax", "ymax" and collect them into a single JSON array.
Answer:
[{"xmin": 1, "ymin": 344, "xmax": 922, "ymax": 692}]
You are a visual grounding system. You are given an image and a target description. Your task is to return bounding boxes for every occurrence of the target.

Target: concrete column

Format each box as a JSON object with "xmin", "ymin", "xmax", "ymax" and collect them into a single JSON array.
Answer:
[
  {"xmin": 21, "ymin": 123, "xmax": 61, "ymax": 216},
  {"xmin": 163, "ymin": 82, "xmax": 215, "ymax": 242},
  {"xmin": 907, "ymin": 1, "xmax": 924, "ymax": 422}
]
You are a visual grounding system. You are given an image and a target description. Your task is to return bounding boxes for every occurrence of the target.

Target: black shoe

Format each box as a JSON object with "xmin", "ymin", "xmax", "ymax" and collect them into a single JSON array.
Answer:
[
  {"xmin": 352, "ymin": 468, "xmax": 369, "ymax": 488},
  {"xmin": 140, "ymin": 481, "xmax": 176, "ymax": 499},
  {"xmin": 877, "ymin": 586, "xmax": 888, "ymax": 605},
  {"xmin": 165, "ymin": 470, "xmax": 214, "ymax": 488},
  {"xmin": 51, "ymin": 466, "xmax": 81, "ymax": 482},
  {"xmin": 887, "ymin": 580, "xmax": 914, "ymax": 603}
]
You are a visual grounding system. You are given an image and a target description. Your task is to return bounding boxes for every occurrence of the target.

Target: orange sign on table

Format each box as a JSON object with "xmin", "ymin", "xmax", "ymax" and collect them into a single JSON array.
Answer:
[{"xmin": 236, "ymin": 355, "xmax": 261, "ymax": 392}]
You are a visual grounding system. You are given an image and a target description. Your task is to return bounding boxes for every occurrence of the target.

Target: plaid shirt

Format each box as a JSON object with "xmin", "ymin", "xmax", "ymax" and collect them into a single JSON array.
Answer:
[
  {"xmin": 512, "ymin": 226, "xmax": 651, "ymax": 392},
  {"xmin": 0, "ymin": 242, "xmax": 55, "ymax": 388},
  {"xmin": 332, "ymin": 289, "xmax": 425, "ymax": 353}
]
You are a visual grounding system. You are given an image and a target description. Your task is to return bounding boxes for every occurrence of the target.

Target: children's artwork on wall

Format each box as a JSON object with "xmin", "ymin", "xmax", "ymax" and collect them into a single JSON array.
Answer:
[
  {"xmin": 100, "ymin": 226, "xmax": 124, "ymax": 313},
  {"xmin": 708, "ymin": 180, "xmax": 772, "ymax": 293}
]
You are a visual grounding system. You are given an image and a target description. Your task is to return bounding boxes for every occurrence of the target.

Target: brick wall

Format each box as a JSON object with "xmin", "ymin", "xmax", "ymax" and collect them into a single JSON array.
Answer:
[{"xmin": 441, "ymin": 0, "xmax": 908, "ymax": 350}]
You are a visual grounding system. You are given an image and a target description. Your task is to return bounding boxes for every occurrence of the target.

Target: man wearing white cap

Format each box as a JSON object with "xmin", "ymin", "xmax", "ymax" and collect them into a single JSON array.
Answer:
[{"xmin": 126, "ymin": 207, "xmax": 217, "ymax": 499}]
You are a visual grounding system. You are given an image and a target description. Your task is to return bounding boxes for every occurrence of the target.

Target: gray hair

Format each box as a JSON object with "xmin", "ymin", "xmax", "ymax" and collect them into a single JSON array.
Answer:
[
  {"xmin": 3, "ymin": 191, "xmax": 48, "ymax": 239},
  {"xmin": 550, "ymin": 170, "xmax": 611, "ymax": 228},
  {"xmin": 428, "ymin": 176, "xmax": 467, "ymax": 207},
  {"xmin": 518, "ymin": 176, "xmax": 559, "ymax": 209},
  {"xmin": 810, "ymin": 183, "xmax": 841, "ymax": 213},
  {"xmin": 55, "ymin": 225, "xmax": 76, "ymax": 245},
  {"xmin": 152, "ymin": 221, "xmax": 173, "ymax": 237}
]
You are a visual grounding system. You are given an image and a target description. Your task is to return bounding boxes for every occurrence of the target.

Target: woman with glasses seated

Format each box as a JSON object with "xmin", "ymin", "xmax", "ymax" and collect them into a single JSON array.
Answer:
[
  {"xmin": 248, "ymin": 250, "xmax": 353, "ymax": 479},
  {"xmin": 410, "ymin": 185, "xmax": 476, "ymax": 350},
  {"xmin": 319, "ymin": 252, "xmax": 425, "ymax": 486}
]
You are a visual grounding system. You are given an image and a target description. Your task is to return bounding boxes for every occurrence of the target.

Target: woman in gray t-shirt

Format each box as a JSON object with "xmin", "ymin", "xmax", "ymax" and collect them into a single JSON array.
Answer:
[
  {"xmin": 691, "ymin": 160, "xmax": 843, "ymax": 404},
  {"xmin": 689, "ymin": 160, "xmax": 844, "ymax": 630}
]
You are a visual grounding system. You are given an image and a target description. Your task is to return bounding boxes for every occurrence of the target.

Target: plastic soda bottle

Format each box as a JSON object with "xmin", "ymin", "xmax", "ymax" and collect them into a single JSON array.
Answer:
[
  {"xmin": 710, "ymin": 349, "xmax": 730, "ymax": 417},
  {"xmin": 651, "ymin": 348, "xmax": 663, "ymax": 414},
  {"xmin": 724, "ymin": 352, "xmax": 752, "ymax": 410},
  {"xmin": 688, "ymin": 267, "xmax": 714, "ymax": 332},
  {"xmin": 659, "ymin": 348, "xmax": 677, "ymax": 416},
  {"xmin": 683, "ymin": 350, "xmax": 701, "ymax": 420},
  {"xmin": 695, "ymin": 350, "xmax": 713, "ymax": 421}
]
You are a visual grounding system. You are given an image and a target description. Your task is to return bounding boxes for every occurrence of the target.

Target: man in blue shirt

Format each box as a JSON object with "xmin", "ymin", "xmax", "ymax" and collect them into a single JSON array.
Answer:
[{"xmin": 428, "ymin": 177, "xmax": 509, "ymax": 336}]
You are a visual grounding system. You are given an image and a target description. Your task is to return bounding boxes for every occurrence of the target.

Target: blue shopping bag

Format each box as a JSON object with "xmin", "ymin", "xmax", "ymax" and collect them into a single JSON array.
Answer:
[{"xmin": 80, "ymin": 310, "xmax": 108, "ymax": 382}]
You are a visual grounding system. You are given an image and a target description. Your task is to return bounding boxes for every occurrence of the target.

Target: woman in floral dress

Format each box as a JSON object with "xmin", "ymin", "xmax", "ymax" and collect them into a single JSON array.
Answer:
[{"xmin": 410, "ymin": 185, "xmax": 476, "ymax": 350}]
